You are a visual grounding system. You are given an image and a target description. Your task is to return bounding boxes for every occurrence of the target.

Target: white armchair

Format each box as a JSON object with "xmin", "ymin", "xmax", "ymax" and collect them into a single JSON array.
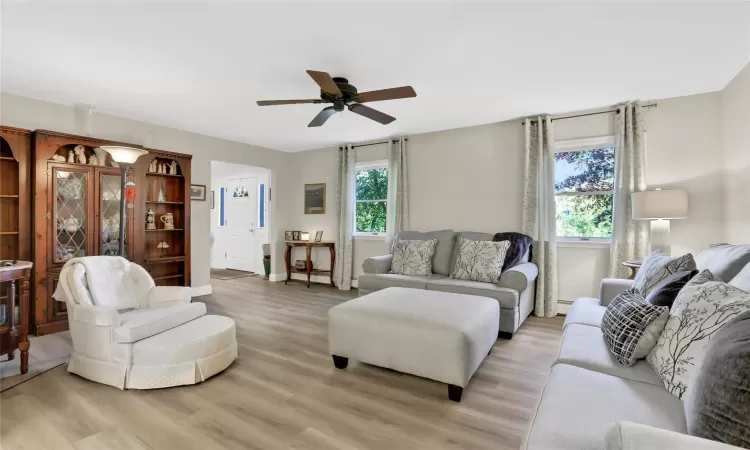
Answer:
[{"xmin": 53, "ymin": 256, "xmax": 228, "ymax": 389}]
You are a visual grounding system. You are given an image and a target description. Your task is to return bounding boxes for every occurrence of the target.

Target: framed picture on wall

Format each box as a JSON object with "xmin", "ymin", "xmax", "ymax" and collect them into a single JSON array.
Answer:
[
  {"xmin": 191, "ymin": 184, "xmax": 207, "ymax": 201},
  {"xmin": 304, "ymin": 183, "xmax": 326, "ymax": 214}
]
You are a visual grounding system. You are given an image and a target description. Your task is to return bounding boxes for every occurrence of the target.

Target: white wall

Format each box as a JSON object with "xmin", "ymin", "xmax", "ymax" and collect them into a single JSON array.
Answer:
[
  {"xmin": 0, "ymin": 93, "xmax": 295, "ymax": 291},
  {"xmin": 721, "ymin": 62, "xmax": 750, "ymax": 244},
  {"xmin": 210, "ymin": 161, "xmax": 270, "ymax": 273}
]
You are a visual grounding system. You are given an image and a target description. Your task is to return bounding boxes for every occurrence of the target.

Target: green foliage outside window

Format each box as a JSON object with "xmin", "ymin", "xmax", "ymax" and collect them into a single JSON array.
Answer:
[
  {"xmin": 355, "ymin": 167, "xmax": 388, "ymax": 233},
  {"xmin": 555, "ymin": 148, "xmax": 614, "ymax": 238}
]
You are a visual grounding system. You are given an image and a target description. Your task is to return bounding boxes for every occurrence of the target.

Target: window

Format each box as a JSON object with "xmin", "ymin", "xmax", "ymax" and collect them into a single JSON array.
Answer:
[
  {"xmin": 555, "ymin": 138, "xmax": 615, "ymax": 240},
  {"xmin": 354, "ymin": 161, "xmax": 388, "ymax": 236},
  {"xmin": 218, "ymin": 187, "xmax": 226, "ymax": 227},
  {"xmin": 258, "ymin": 183, "xmax": 266, "ymax": 228}
]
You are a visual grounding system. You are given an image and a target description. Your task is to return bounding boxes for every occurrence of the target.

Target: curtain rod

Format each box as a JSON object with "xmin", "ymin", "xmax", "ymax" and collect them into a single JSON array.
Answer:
[
  {"xmin": 522, "ymin": 103, "xmax": 657, "ymax": 125},
  {"xmin": 338, "ymin": 138, "xmax": 407, "ymax": 150}
]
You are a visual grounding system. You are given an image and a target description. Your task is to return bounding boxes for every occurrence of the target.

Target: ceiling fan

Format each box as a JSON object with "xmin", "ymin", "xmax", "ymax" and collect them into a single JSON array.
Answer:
[{"xmin": 256, "ymin": 70, "xmax": 417, "ymax": 127}]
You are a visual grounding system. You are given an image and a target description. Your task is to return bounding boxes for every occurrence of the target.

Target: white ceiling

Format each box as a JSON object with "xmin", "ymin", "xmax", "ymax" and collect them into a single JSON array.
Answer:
[{"xmin": 2, "ymin": 2, "xmax": 749, "ymax": 152}]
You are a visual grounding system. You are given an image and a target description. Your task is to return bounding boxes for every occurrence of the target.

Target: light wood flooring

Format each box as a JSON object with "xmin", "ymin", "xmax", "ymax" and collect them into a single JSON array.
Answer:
[{"xmin": 0, "ymin": 277, "xmax": 563, "ymax": 450}]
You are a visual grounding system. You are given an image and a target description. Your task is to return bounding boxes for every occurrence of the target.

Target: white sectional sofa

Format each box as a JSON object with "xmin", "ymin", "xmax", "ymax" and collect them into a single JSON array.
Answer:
[{"xmin": 524, "ymin": 243, "xmax": 750, "ymax": 450}]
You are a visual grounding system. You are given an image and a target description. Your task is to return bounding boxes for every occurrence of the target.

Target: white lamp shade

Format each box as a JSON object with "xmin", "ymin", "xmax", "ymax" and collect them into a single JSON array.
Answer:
[
  {"xmin": 631, "ymin": 189, "xmax": 688, "ymax": 220},
  {"xmin": 100, "ymin": 146, "xmax": 149, "ymax": 164}
]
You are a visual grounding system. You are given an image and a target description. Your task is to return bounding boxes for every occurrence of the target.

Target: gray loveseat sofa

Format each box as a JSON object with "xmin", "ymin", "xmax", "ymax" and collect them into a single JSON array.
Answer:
[
  {"xmin": 359, "ymin": 230, "xmax": 539, "ymax": 337},
  {"xmin": 523, "ymin": 243, "xmax": 750, "ymax": 450}
]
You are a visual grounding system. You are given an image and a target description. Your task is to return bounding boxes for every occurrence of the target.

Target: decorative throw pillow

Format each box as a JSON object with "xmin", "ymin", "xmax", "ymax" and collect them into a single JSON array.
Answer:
[
  {"xmin": 684, "ymin": 311, "xmax": 750, "ymax": 448},
  {"xmin": 647, "ymin": 270, "xmax": 750, "ymax": 399},
  {"xmin": 492, "ymin": 232, "xmax": 533, "ymax": 271},
  {"xmin": 450, "ymin": 238, "xmax": 510, "ymax": 283},
  {"xmin": 601, "ymin": 289, "xmax": 669, "ymax": 366},
  {"xmin": 390, "ymin": 239, "xmax": 437, "ymax": 276},
  {"xmin": 644, "ymin": 269, "xmax": 698, "ymax": 309},
  {"xmin": 633, "ymin": 251, "xmax": 697, "ymax": 297}
]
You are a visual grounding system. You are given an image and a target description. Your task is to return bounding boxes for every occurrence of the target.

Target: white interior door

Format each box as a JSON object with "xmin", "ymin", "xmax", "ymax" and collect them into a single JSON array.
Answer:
[{"xmin": 226, "ymin": 177, "xmax": 257, "ymax": 272}]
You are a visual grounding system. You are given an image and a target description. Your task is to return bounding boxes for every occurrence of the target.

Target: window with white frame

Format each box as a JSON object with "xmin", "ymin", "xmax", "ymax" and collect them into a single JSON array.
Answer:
[
  {"xmin": 554, "ymin": 137, "xmax": 615, "ymax": 240},
  {"xmin": 354, "ymin": 160, "xmax": 388, "ymax": 236}
]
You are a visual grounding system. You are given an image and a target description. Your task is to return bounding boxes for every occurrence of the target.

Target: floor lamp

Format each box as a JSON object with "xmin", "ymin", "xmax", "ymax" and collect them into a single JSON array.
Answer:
[
  {"xmin": 100, "ymin": 146, "xmax": 149, "ymax": 257},
  {"xmin": 631, "ymin": 189, "xmax": 688, "ymax": 256}
]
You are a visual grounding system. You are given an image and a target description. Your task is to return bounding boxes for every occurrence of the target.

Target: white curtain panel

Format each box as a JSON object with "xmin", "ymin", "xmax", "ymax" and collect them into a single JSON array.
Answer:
[
  {"xmin": 609, "ymin": 101, "xmax": 649, "ymax": 278},
  {"xmin": 385, "ymin": 137, "xmax": 409, "ymax": 248},
  {"xmin": 335, "ymin": 145, "xmax": 356, "ymax": 290},
  {"xmin": 522, "ymin": 116, "xmax": 558, "ymax": 318}
]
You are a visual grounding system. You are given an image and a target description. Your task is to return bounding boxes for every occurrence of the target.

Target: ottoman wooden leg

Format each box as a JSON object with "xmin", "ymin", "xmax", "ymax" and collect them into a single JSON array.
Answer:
[
  {"xmin": 332, "ymin": 355, "xmax": 348, "ymax": 369},
  {"xmin": 448, "ymin": 384, "xmax": 463, "ymax": 402}
]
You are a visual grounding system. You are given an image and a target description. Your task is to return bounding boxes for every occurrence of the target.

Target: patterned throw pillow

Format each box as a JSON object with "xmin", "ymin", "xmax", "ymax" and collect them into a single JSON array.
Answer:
[
  {"xmin": 647, "ymin": 270, "xmax": 750, "ymax": 399},
  {"xmin": 450, "ymin": 238, "xmax": 511, "ymax": 283},
  {"xmin": 633, "ymin": 251, "xmax": 697, "ymax": 297},
  {"xmin": 601, "ymin": 289, "xmax": 669, "ymax": 366},
  {"xmin": 390, "ymin": 239, "xmax": 437, "ymax": 276}
]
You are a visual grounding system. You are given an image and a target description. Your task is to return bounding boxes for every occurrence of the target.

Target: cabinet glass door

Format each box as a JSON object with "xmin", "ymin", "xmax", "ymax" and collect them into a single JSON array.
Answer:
[
  {"xmin": 100, "ymin": 173, "xmax": 125, "ymax": 257},
  {"xmin": 54, "ymin": 169, "xmax": 88, "ymax": 262}
]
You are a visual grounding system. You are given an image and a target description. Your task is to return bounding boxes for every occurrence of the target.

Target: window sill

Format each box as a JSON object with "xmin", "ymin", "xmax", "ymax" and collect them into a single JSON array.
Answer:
[
  {"xmin": 354, "ymin": 234, "xmax": 386, "ymax": 241},
  {"xmin": 557, "ymin": 239, "xmax": 611, "ymax": 249}
]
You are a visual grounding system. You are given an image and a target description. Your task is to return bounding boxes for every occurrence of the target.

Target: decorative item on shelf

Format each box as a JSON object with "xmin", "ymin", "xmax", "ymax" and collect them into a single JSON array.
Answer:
[
  {"xmin": 169, "ymin": 160, "xmax": 178, "ymax": 175},
  {"xmin": 314, "ymin": 230, "xmax": 324, "ymax": 242},
  {"xmin": 148, "ymin": 159, "xmax": 157, "ymax": 173},
  {"xmin": 110, "ymin": 159, "xmax": 119, "ymax": 168},
  {"xmin": 60, "ymin": 217, "xmax": 81, "ymax": 234},
  {"xmin": 156, "ymin": 240, "xmax": 170, "ymax": 256},
  {"xmin": 93, "ymin": 147, "xmax": 108, "ymax": 166},
  {"xmin": 285, "ymin": 231, "xmax": 293, "ymax": 241},
  {"xmin": 67, "ymin": 149, "xmax": 75, "ymax": 163},
  {"xmin": 146, "ymin": 208, "xmax": 156, "ymax": 230},
  {"xmin": 74, "ymin": 145, "xmax": 87, "ymax": 164},
  {"xmin": 158, "ymin": 182, "xmax": 167, "ymax": 202},
  {"xmin": 191, "ymin": 184, "xmax": 207, "ymax": 201},
  {"xmin": 293, "ymin": 231, "xmax": 301, "ymax": 241},
  {"xmin": 295, "ymin": 260, "xmax": 312, "ymax": 271},
  {"xmin": 89, "ymin": 154, "xmax": 99, "ymax": 166},
  {"xmin": 125, "ymin": 180, "xmax": 136, "ymax": 209},
  {"xmin": 304, "ymin": 183, "xmax": 326, "ymax": 214},
  {"xmin": 301, "ymin": 232, "xmax": 310, "ymax": 241},
  {"xmin": 51, "ymin": 154, "xmax": 66, "ymax": 162},
  {"xmin": 160, "ymin": 213, "xmax": 175, "ymax": 230}
]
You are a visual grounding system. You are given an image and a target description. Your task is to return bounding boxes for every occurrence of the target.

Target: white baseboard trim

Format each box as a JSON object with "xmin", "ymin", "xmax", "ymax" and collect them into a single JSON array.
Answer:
[
  {"xmin": 191, "ymin": 285, "xmax": 213, "ymax": 297},
  {"xmin": 269, "ymin": 273, "xmax": 358, "ymax": 288}
]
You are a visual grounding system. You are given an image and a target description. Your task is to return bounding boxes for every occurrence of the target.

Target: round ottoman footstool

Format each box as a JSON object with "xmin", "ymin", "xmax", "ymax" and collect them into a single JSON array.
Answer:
[{"xmin": 126, "ymin": 315, "xmax": 238, "ymax": 389}]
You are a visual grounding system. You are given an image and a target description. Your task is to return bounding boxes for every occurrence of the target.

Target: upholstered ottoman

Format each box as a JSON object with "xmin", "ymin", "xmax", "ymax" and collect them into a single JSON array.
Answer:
[
  {"xmin": 328, "ymin": 287, "xmax": 499, "ymax": 401},
  {"xmin": 125, "ymin": 315, "xmax": 238, "ymax": 389}
]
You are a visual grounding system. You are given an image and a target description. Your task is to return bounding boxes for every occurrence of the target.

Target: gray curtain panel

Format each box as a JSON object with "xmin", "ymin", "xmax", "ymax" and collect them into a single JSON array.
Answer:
[
  {"xmin": 522, "ymin": 116, "xmax": 558, "ymax": 318},
  {"xmin": 335, "ymin": 145, "xmax": 356, "ymax": 290},
  {"xmin": 385, "ymin": 137, "xmax": 409, "ymax": 248},
  {"xmin": 609, "ymin": 101, "xmax": 650, "ymax": 278}
]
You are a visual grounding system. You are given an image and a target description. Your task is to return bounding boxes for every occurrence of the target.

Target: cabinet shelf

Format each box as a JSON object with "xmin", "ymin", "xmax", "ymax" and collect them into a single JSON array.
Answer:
[
  {"xmin": 0, "ymin": 231, "xmax": 19, "ymax": 235},
  {"xmin": 0, "ymin": 195, "xmax": 19, "ymax": 198},
  {"xmin": 152, "ymin": 274, "xmax": 184, "ymax": 281},
  {"xmin": 145, "ymin": 256, "xmax": 185, "ymax": 263},
  {"xmin": 145, "ymin": 201, "xmax": 184, "ymax": 205},
  {"xmin": 146, "ymin": 173, "xmax": 183, "ymax": 178},
  {"xmin": 145, "ymin": 228, "xmax": 184, "ymax": 232},
  {"xmin": 0, "ymin": 156, "xmax": 16, "ymax": 161}
]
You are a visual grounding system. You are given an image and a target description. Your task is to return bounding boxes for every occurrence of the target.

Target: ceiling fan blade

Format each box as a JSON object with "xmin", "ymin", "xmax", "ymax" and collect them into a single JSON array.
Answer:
[
  {"xmin": 348, "ymin": 104, "xmax": 396, "ymax": 125},
  {"xmin": 256, "ymin": 99, "xmax": 322, "ymax": 106},
  {"xmin": 306, "ymin": 70, "xmax": 342, "ymax": 97},
  {"xmin": 354, "ymin": 86, "xmax": 416, "ymax": 103},
  {"xmin": 308, "ymin": 106, "xmax": 338, "ymax": 127}
]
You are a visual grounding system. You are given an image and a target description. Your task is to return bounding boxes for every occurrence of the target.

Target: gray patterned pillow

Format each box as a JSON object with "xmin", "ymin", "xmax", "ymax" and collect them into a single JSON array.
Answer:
[
  {"xmin": 601, "ymin": 289, "xmax": 669, "ymax": 366},
  {"xmin": 647, "ymin": 270, "xmax": 750, "ymax": 399},
  {"xmin": 390, "ymin": 239, "xmax": 437, "ymax": 276},
  {"xmin": 633, "ymin": 251, "xmax": 697, "ymax": 297},
  {"xmin": 450, "ymin": 238, "xmax": 511, "ymax": 283}
]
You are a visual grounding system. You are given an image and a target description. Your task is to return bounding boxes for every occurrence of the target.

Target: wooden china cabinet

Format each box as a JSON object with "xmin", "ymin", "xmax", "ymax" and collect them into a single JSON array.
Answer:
[
  {"xmin": 31, "ymin": 130, "xmax": 192, "ymax": 335},
  {"xmin": 0, "ymin": 126, "xmax": 32, "ymax": 358}
]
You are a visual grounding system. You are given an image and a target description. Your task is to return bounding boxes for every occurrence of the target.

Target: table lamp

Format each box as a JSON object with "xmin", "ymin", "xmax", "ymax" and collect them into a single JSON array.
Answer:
[
  {"xmin": 100, "ymin": 146, "xmax": 149, "ymax": 257},
  {"xmin": 631, "ymin": 189, "xmax": 688, "ymax": 256}
]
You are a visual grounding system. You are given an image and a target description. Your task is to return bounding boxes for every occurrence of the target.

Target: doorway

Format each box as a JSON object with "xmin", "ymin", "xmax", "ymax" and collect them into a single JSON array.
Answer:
[{"xmin": 210, "ymin": 162, "xmax": 270, "ymax": 275}]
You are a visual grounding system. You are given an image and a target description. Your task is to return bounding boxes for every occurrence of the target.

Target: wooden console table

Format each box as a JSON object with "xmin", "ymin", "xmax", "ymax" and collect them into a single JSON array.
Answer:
[
  {"xmin": 284, "ymin": 241, "xmax": 335, "ymax": 288},
  {"xmin": 0, "ymin": 261, "xmax": 32, "ymax": 374}
]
